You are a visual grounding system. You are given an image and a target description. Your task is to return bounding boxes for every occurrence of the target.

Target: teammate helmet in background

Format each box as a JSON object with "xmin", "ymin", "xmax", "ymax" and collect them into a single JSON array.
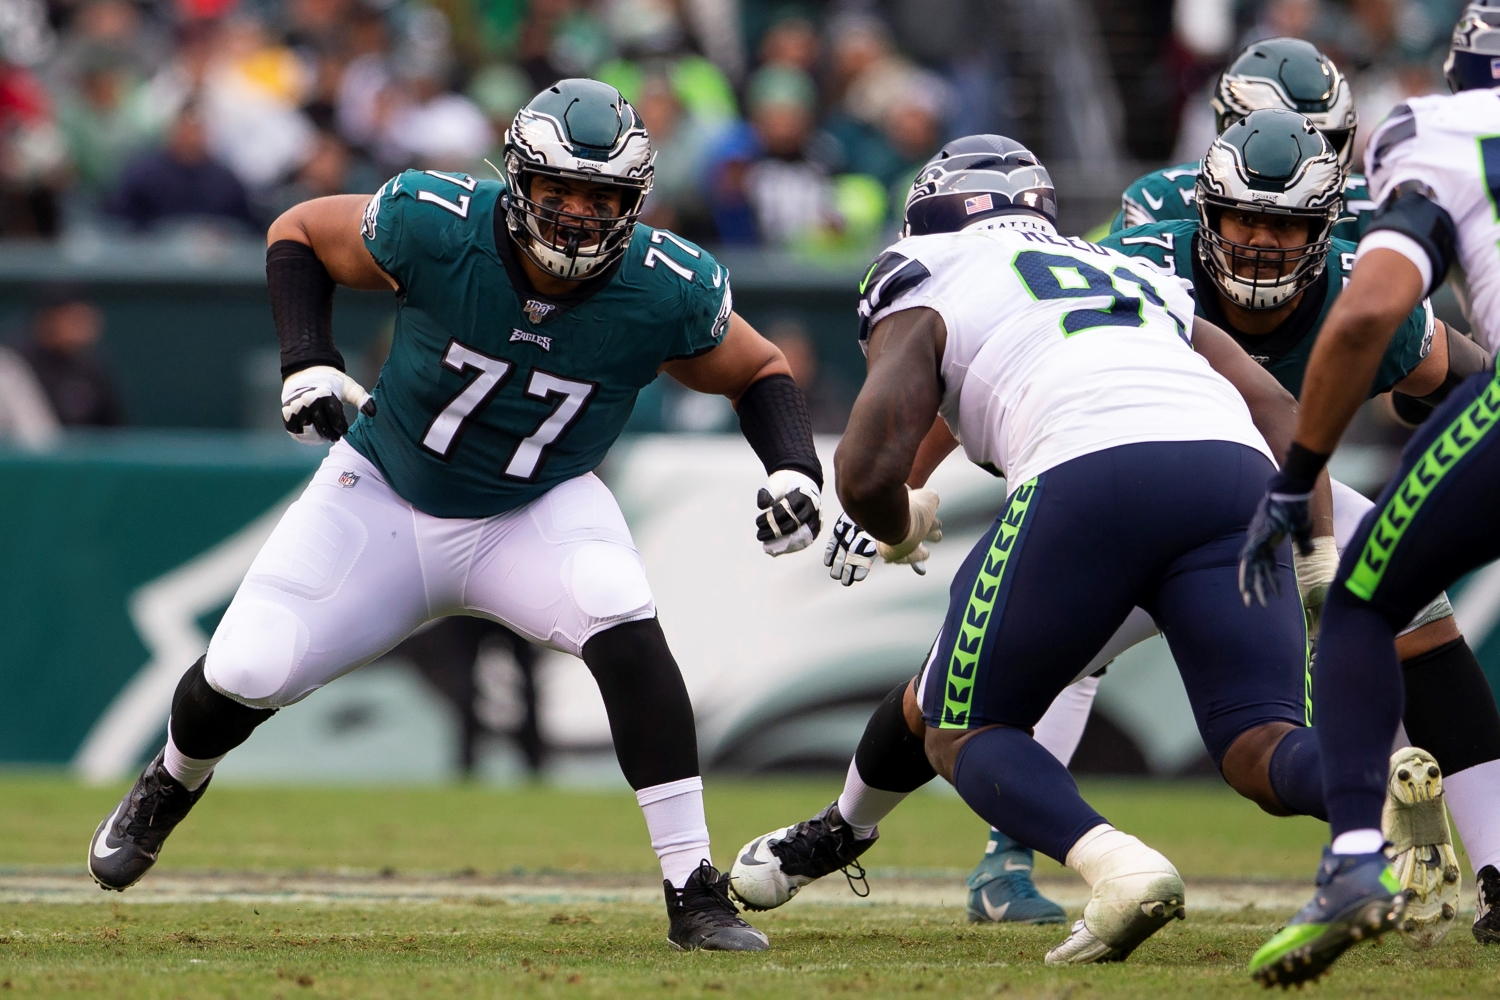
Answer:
[
  {"xmin": 1445, "ymin": 1, "xmax": 1500, "ymax": 93},
  {"xmin": 1211, "ymin": 38, "xmax": 1358, "ymax": 170},
  {"xmin": 501, "ymin": 79, "xmax": 655, "ymax": 280},
  {"xmin": 1196, "ymin": 108, "xmax": 1344, "ymax": 311},
  {"xmin": 902, "ymin": 135, "xmax": 1057, "ymax": 236}
]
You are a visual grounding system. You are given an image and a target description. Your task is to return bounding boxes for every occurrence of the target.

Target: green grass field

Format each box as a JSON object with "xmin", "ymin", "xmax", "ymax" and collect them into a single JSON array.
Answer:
[{"xmin": 2, "ymin": 774, "xmax": 1497, "ymax": 998}]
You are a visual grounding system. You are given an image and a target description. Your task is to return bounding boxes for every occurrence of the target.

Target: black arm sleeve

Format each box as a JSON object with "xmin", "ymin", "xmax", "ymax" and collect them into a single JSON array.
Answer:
[
  {"xmin": 1391, "ymin": 324, "xmax": 1494, "ymax": 425},
  {"xmin": 736, "ymin": 373, "xmax": 823, "ymax": 487},
  {"xmin": 1363, "ymin": 180, "xmax": 1459, "ymax": 296},
  {"xmin": 267, "ymin": 239, "xmax": 345, "ymax": 377}
]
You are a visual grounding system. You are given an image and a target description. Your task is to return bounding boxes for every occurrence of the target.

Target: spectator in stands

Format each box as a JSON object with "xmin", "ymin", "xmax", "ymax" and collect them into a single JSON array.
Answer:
[
  {"xmin": 106, "ymin": 102, "xmax": 256, "ymax": 231},
  {"xmin": 0, "ymin": 56, "xmax": 67, "ymax": 236},
  {"xmin": 15, "ymin": 288, "xmax": 124, "ymax": 427},
  {"xmin": 0, "ymin": 343, "xmax": 61, "ymax": 446},
  {"xmin": 767, "ymin": 318, "xmax": 851, "ymax": 434},
  {"xmin": 757, "ymin": 8, "xmax": 820, "ymax": 79},
  {"xmin": 55, "ymin": 47, "xmax": 160, "ymax": 199},
  {"xmin": 635, "ymin": 71, "xmax": 720, "ymax": 240},
  {"xmin": 264, "ymin": 129, "xmax": 380, "ymax": 218},
  {"xmin": 705, "ymin": 65, "xmax": 839, "ymax": 245}
]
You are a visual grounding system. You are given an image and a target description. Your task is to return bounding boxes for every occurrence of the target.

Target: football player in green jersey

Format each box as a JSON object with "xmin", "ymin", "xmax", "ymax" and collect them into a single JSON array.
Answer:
[
  {"xmin": 1107, "ymin": 37, "xmax": 1374, "ymax": 242},
  {"xmin": 84, "ymin": 79, "xmax": 826, "ymax": 953}
]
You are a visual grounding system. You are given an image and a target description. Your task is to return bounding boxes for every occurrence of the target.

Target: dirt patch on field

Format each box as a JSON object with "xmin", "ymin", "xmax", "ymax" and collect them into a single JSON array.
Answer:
[{"xmin": 0, "ymin": 868, "xmax": 1337, "ymax": 913}]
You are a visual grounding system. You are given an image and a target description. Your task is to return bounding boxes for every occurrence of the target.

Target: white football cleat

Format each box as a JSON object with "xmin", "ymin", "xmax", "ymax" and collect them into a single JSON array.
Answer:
[
  {"xmin": 1045, "ymin": 826, "xmax": 1185, "ymax": 966},
  {"xmin": 728, "ymin": 802, "xmax": 876, "ymax": 911},
  {"xmin": 1384, "ymin": 747, "xmax": 1461, "ymax": 949}
]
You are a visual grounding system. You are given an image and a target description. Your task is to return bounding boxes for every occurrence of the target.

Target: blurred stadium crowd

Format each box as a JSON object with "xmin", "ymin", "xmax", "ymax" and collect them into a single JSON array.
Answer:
[
  {"xmin": 0, "ymin": 0, "xmax": 1468, "ymax": 250},
  {"xmin": 0, "ymin": 0, "xmax": 1475, "ymax": 444}
]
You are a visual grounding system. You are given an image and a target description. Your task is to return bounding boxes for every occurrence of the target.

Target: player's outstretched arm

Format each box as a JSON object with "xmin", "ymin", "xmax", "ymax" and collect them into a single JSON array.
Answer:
[
  {"xmin": 836, "ymin": 307, "xmax": 945, "ymax": 550},
  {"xmin": 264, "ymin": 195, "xmax": 391, "ymax": 444},
  {"xmin": 267, "ymin": 194, "xmax": 395, "ymax": 291},
  {"xmin": 664, "ymin": 312, "xmax": 825, "ymax": 556},
  {"xmin": 1295, "ymin": 248, "xmax": 1425, "ymax": 457}
]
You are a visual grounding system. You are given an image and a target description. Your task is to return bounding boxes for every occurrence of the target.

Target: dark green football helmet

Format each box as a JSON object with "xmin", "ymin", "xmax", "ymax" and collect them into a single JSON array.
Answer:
[
  {"xmin": 1211, "ymin": 37, "xmax": 1357, "ymax": 170},
  {"xmin": 1196, "ymin": 108, "xmax": 1344, "ymax": 310},
  {"xmin": 502, "ymin": 78, "xmax": 655, "ymax": 280}
]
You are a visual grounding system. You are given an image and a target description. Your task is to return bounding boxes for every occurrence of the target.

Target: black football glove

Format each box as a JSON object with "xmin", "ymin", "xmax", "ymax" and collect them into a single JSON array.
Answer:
[{"xmin": 1239, "ymin": 470, "xmax": 1315, "ymax": 608}]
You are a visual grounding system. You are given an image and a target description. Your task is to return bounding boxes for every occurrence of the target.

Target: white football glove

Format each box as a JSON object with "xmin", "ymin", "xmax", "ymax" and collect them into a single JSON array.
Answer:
[
  {"xmin": 1294, "ymin": 534, "xmax": 1339, "ymax": 633},
  {"xmin": 825, "ymin": 512, "xmax": 932, "ymax": 585},
  {"xmin": 281, "ymin": 365, "xmax": 377, "ymax": 445},
  {"xmin": 755, "ymin": 469, "xmax": 822, "ymax": 556},
  {"xmin": 876, "ymin": 487, "xmax": 942, "ymax": 567}
]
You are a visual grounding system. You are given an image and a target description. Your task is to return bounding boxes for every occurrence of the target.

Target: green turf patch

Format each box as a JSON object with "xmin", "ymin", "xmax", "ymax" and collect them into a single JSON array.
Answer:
[
  {"xmin": 0, "ymin": 775, "xmax": 1342, "ymax": 879},
  {"xmin": 1, "ymin": 900, "xmax": 1497, "ymax": 999}
]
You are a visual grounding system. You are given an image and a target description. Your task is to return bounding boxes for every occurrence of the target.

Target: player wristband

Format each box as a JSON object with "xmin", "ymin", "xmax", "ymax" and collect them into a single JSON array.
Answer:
[
  {"xmin": 1278, "ymin": 443, "xmax": 1329, "ymax": 496},
  {"xmin": 267, "ymin": 239, "xmax": 345, "ymax": 377},
  {"xmin": 736, "ymin": 373, "xmax": 823, "ymax": 486}
]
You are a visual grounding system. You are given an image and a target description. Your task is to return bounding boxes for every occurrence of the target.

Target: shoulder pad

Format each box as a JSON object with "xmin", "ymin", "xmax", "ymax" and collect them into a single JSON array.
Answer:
[
  {"xmin": 857, "ymin": 251, "xmax": 932, "ymax": 351},
  {"xmin": 1366, "ymin": 180, "xmax": 1458, "ymax": 296},
  {"xmin": 1368, "ymin": 104, "xmax": 1417, "ymax": 174}
]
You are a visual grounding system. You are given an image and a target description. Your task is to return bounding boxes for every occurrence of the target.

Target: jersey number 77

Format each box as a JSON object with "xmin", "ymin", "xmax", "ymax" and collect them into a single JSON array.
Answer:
[{"xmin": 419, "ymin": 339, "xmax": 599, "ymax": 482}]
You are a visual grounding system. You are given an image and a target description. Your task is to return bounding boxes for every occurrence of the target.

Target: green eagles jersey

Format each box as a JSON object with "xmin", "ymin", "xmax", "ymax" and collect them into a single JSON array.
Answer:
[
  {"xmin": 344, "ymin": 169, "xmax": 731, "ymax": 518},
  {"xmin": 1107, "ymin": 161, "xmax": 1375, "ymax": 243},
  {"xmin": 1096, "ymin": 219, "xmax": 1432, "ymax": 399}
]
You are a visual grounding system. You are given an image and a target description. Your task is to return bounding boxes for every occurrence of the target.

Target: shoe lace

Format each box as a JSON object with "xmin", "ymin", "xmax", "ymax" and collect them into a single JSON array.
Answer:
[
  {"xmin": 680, "ymin": 861, "xmax": 743, "ymax": 921},
  {"xmin": 121, "ymin": 767, "xmax": 189, "ymax": 840},
  {"xmin": 777, "ymin": 816, "xmax": 870, "ymax": 898}
]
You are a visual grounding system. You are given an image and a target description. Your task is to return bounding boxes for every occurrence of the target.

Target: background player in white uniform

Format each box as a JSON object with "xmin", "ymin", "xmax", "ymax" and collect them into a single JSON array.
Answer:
[
  {"xmin": 733, "ymin": 136, "xmax": 1334, "ymax": 965},
  {"xmin": 1243, "ymin": 3, "xmax": 1500, "ymax": 984}
]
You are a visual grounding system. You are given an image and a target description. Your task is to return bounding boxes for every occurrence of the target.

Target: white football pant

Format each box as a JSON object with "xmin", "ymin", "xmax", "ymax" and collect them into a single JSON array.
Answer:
[{"xmin": 204, "ymin": 440, "xmax": 656, "ymax": 709}]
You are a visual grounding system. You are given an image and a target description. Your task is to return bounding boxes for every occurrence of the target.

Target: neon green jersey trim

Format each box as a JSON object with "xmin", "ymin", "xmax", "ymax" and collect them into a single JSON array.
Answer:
[
  {"xmin": 1346, "ymin": 375, "xmax": 1500, "ymax": 601},
  {"xmin": 940, "ymin": 477, "xmax": 1038, "ymax": 729}
]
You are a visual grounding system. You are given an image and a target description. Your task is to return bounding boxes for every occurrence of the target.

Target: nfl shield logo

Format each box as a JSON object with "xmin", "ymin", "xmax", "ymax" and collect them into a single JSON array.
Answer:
[
  {"xmin": 964, "ymin": 193, "xmax": 994, "ymax": 215},
  {"xmin": 338, "ymin": 471, "xmax": 359, "ymax": 489},
  {"xmin": 524, "ymin": 299, "xmax": 556, "ymax": 325}
]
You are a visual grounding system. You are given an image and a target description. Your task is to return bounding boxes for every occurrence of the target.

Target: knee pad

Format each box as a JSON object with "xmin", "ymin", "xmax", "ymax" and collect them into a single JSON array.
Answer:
[
  {"xmin": 567, "ymin": 543, "xmax": 654, "ymax": 621},
  {"xmin": 205, "ymin": 597, "xmax": 310, "ymax": 708}
]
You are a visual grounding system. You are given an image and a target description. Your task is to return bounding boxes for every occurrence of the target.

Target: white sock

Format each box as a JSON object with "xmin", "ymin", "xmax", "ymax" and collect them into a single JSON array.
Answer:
[
  {"xmin": 1331, "ymin": 828, "xmax": 1385, "ymax": 855},
  {"xmin": 162, "ymin": 729, "xmax": 221, "ymax": 792},
  {"xmin": 637, "ymin": 777, "xmax": 711, "ymax": 889},
  {"xmin": 1444, "ymin": 758, "xmax": 1500, "ymax": 872},
  {"xmin": 1064, "ymin": 823, "xmax": 1177, "ymax": 886},
  {"xmin": 836, "ymin": 758, "xmax": 909, "ymax": 839},
  {"xmin": 1033, "ymin": 675, "xmax": 1101, "ymax": 767}
]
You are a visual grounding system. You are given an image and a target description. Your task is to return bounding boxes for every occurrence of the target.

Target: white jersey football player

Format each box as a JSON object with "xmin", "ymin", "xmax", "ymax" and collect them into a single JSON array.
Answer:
[
  {"xmin": 733, "ymin": 135, "xmax": 1335, "ymax": 965},
  {"xmin": 1244, "ymin": 3, "xmax": 1500, "ymax": 983}
]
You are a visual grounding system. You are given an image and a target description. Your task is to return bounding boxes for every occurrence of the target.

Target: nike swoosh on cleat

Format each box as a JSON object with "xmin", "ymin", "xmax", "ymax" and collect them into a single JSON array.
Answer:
[
  {"xmin": 1003, "ymin": 859, "xmax": 1032, "ymax": 872},
  {"xmin": 981, "ymin": 897, "xmax": 1012, "ymax": 921},
  {"xmin": 91, "ymin": 805, "xmax": 124, "ymax": 859},
  {"xmin": 739, "ymin": 837, "xmax": 769, "ymax": 867}
]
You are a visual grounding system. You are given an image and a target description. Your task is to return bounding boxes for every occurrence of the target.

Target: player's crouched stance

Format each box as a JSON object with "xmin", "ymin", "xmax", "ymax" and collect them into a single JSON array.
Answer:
[
  {"xmin": 86, "ymin": 79, "xmax": 829, "ymax": 953},
  {"xmin": 734, "ymin": 136, "xmax": 1332, "ymax": 964}
]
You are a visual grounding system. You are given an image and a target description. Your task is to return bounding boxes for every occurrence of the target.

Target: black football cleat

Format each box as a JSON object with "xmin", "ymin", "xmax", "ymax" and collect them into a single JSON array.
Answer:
[
  {"xmin": 1475, "ymin": 864, "xmax": 1500, "ymax": 944},
  {"xmin": 88, "ymin": 750, "xmax": 209, "ymax": 891},
  {"xmin": 665, "ymin": 860, "xmax": 770, "ymax": 951},
  {"xmin": 729, "ymin": 800, "xmax": 876, "ymax": 910}
]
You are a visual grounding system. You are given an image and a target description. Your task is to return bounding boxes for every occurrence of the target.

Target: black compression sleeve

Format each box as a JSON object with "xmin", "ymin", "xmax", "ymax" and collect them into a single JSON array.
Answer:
[
  {"xmin": 267, "ymin": 239, "xmax": 345, "ymax": 377},
  {"xmin": 736, "ymin": 373, "xmax": 823, "ymax": 486},
  {"xmin": 1364, "ymin": 181, "xmax": 1459, "ymax": 296}
]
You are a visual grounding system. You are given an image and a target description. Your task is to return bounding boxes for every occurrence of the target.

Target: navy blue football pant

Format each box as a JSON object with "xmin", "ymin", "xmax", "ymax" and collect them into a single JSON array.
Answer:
[
  {"xmin": 919, "ymin": 440, "xmax": 1309, "ymax": 862},
  {"xmin": 1320, "ymin": 370, "xmax": 1500, "ymax": 837}
]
